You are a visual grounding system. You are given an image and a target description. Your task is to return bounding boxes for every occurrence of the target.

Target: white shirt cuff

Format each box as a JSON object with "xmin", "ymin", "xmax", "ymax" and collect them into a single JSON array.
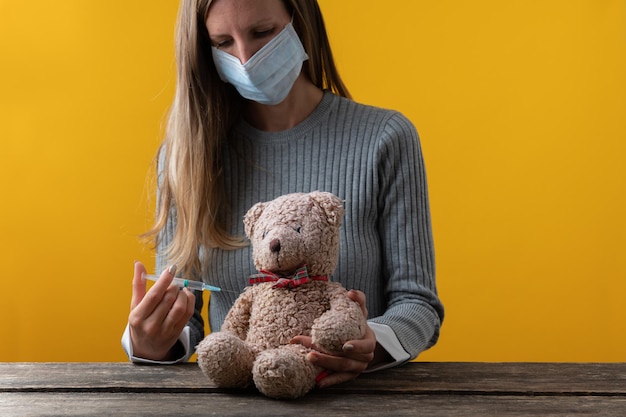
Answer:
[
  {"xmin": 121, "ymin": 323, "xmax": 192, "ymax": 364},
  {"xmin": 365, "ymin": 321, "xmax": 411, "ymax": 372}
]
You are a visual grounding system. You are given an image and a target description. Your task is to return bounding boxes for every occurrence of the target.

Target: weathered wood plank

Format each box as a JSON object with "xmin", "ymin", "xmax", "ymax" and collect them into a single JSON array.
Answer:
[
  {"xmin": 1, "ymin": 392, "xmax": 625, "ymax": 417},
  {"xmin": 362, "ymin": 362, "xmax": 626, "ymax": 395},
  {"xmin": 0, "ymin": 362, "xmax": 209, "ymax": 391},
  {"xmin": 1, "ymin": 362, "xmax": 625, "ymax": 395}
]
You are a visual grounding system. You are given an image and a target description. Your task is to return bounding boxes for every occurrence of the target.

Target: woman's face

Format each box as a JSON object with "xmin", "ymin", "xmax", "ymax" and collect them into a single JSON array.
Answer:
[{"xmin": 206, "ymin": 0, "xmax": 291, "ymax": 65}]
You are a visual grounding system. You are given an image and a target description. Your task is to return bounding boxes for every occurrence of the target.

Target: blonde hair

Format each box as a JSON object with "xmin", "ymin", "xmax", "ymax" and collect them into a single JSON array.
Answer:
[{"xmin": 145, "ymin": 0, "xmax": 350, "ymax": 276}]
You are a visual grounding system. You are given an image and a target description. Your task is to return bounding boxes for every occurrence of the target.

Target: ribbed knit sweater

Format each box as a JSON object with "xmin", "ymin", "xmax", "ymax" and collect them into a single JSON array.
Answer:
[{"xmin": 158, "ymin": 91, "xmax": 444, "ymax": 360}]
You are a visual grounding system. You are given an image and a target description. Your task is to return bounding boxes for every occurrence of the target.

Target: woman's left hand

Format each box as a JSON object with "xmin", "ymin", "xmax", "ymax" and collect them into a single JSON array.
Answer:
[{"xmin": 290, "ymin": 289, "xmax": 378, "ymax": 388}]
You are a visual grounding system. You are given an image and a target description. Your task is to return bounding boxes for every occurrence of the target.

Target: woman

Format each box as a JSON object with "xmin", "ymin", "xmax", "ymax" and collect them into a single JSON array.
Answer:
[{"xmin": 122, "ymin": 0, "xmax": 444, "ymax": 389}]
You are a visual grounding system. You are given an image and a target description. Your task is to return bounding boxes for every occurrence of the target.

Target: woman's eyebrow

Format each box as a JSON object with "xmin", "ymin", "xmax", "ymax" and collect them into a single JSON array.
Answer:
[{"xmin": 208, "ymin": 17, "xmax": 276, "ymax": 37}]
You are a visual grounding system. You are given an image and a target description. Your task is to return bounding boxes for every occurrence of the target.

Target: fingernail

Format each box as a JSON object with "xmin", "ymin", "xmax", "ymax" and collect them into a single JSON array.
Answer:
[
  {"xmin": 343, "ymin": 343, "xmax": 354, "ymax": 352},
  {"xmin": 168, "ymin": 264, "xmax": 177, "ymax": 276},
  {"xmin": 307, "ymin": 352, "xmax": 318, "ymax": 364},
  {"xmin": 315, "ymin": 370, "xmax": 331, "ymax": 387},
  {"xmin": 140, "ymin": 272, "xmax": 146, "ymax": 283}
]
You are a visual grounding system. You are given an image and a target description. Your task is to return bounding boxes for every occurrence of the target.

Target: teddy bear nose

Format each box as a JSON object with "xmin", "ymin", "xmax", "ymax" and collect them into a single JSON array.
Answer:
[{"xmin": 269, "ymin": 238, "xmax": 281, "ymax": 253}]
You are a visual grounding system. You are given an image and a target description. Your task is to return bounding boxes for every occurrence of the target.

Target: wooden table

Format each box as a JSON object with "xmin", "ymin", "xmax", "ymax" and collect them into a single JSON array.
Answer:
[{"xmin": 1, "ymin": 362, "xmax": 625, "ymax": 416}]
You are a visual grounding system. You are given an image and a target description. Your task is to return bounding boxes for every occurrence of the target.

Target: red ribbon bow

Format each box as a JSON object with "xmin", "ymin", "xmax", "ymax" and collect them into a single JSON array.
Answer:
[{"xmin": 249, "ymin": 265, "xmax": 329, "ymax": 289}]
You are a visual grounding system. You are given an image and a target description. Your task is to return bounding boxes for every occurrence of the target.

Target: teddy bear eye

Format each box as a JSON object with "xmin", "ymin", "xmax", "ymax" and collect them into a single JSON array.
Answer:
[
  {"xmin": 262, "ymin": 231, "xmax": 268, "ymax": 239},
  {"xmin": 294, "ymin": 226, "xmax": 302, "ymax": 233}
]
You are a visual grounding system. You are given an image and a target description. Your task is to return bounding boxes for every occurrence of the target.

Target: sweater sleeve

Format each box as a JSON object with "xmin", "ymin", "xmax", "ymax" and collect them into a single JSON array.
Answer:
[{"xmin": 370, "ymin": 112, "xmax": 444, "ymax": 360}]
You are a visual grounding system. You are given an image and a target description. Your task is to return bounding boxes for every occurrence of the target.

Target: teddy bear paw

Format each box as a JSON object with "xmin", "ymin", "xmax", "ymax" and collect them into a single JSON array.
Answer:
[
  {"xmin": 312, "ymin": 313, "xmax": 366, "ymax": 353},
  {"xmin": 196, "ymin": 332, "xmax": 255, "ymax": 388},
  {"xmin": 252, "ymin": 344, "xmax": 318, "ymax": 399}
]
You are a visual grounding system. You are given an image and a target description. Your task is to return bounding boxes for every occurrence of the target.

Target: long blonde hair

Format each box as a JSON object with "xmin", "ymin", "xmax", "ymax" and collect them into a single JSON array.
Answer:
[{"xmin": 145, "ymin": 0, "xmax": 351, "ymax": 276}]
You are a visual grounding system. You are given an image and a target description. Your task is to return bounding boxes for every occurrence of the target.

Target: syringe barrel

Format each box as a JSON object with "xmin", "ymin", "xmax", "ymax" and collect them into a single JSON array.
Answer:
[{"xmin": 171, "ymin": 277, "xmax": 204, "ymax": 291}]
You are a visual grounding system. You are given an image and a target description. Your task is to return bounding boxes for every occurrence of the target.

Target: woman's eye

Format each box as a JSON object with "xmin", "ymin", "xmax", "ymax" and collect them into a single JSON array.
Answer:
[
  {"xmin": 254, "ymin": 28, "xmax": 274, "ymax": 39},
  {"xmin": 213, "ymin": 39, "xmax": 232, "ymax": 49}
]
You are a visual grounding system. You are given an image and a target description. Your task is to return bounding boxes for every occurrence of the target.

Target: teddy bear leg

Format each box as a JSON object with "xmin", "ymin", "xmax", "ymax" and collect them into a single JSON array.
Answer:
[
  {"xmin": 252, "ymin": 344, "xmax": 321, "ymax": 399},
  {"xmin": 196, "ymin": 332, "xmax": 256, "ymax": 388}
]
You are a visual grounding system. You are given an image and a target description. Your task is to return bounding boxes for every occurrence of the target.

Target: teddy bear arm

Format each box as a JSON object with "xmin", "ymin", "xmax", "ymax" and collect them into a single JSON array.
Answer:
[
  {"xmin": 311, "ymin": 290, "xmax": 367, "ymax": 353},
  {"xmin": 221, "ymin": 289, "xmax": 254, "ymax": 340}
]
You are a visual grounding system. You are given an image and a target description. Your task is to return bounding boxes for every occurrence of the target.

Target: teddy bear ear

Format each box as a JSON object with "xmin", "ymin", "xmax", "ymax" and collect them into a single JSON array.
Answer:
[
  {"xmin": 309, "ymin": 191, "xmax": 345, "ymax": 227},
  {"xmin": 244, "ymin": 202, "xmax": 265, "ymax": 238}
]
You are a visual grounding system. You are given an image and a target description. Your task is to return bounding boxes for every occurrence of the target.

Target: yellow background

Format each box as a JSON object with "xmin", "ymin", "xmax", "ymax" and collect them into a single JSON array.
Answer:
[{"xmin": 0, "ymin": 0, "xmax": 624, "ymax": 362}]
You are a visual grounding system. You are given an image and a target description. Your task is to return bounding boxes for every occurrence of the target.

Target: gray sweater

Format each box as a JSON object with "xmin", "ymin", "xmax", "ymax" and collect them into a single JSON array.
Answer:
[{"xmin": 158, "ymin": 91, "xmax": 444, "ymax": 360}]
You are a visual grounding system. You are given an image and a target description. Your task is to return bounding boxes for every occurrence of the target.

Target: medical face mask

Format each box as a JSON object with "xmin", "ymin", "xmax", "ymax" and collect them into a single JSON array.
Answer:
[{"xmin": 211, "ymin": 22, "xmax": 309, "ymax": 105}]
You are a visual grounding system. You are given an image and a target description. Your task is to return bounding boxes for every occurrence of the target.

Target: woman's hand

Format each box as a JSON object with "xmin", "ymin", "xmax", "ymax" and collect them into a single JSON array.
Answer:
[
  {"xmin": 290, "ymin": 290, "xmax": 384, "ymax": 389},
  {"xmin": 127, "ymin": 261, "xmax": 196, "ymax": 361}
]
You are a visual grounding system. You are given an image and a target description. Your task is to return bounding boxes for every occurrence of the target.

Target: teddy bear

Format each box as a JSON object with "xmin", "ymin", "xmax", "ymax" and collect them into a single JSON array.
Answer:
[{"xmin": 196, "ymin": 191, "xmax": 367, "ymax": 399}]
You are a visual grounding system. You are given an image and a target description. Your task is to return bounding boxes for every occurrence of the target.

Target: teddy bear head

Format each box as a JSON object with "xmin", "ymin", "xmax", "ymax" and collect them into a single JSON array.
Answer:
[{"xmin": 243, "ymin": 191, "xmax": 344, "ymax": 277}]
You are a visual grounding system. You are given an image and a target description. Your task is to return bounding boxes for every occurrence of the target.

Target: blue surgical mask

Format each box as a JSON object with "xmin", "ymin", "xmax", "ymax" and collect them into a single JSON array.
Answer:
[{"xmin": 211, "ymin": 22, "xmax": 309, "ymax": 105}]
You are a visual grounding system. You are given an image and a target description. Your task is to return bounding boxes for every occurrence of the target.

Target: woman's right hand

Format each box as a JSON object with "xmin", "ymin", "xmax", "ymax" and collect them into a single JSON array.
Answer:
[{"xmin": 127, "ymin": 261, "xmax": 196, "ymax": 361}]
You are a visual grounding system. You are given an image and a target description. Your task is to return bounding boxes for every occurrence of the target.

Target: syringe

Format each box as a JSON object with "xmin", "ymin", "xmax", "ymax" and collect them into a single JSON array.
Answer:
[{"xmin": 143, "ymin": 274, "xmax": 223, "ymax": 292}]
